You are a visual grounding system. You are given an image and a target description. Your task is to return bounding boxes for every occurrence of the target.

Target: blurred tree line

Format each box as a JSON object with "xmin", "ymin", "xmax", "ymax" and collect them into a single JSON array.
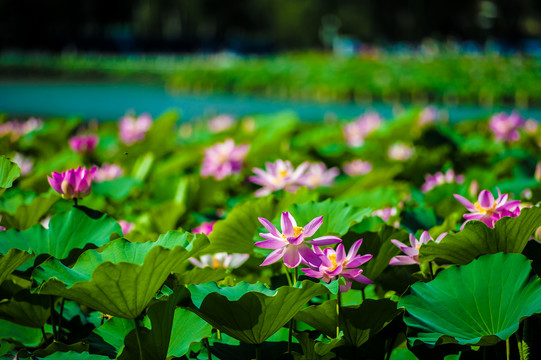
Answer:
[{"xmin": 1, "ymin": 0, "xmax": 541, "ymax": 53}]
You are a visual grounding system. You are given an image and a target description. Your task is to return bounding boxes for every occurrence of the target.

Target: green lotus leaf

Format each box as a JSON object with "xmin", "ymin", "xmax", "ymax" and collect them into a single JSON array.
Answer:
[
  {"xmin": 187, "ymin": 280, "xmax": 332, "ymax": 344},
  {"xmin": 206, "ymin": 196, "xmax": 277, "ymax": 254},
  {"xmin": 0, "ymin": 289, "xmax": 49, "ymax": 328},
  {"xmin": 0, "ymin": 318, "xmax": 44, "ymax": 347},
  {"xmin": 0, "ymin": 206, "xmax": 121, "ymax": 260},
  {"xmin": 32, "ymin": 341, "xmax": 89, "ymax": 358},
  {"xmin": 0, "ymin": 157, "xmax": 21, "ymax": 189},
  {"xmin": 119, "ymin": 286, "xmax": 211, "ymax": 360},
  {"xmin": 93, "ymin": 317, "xmax": 135, "ymax": 353},
  {"xmin": 0, "ymin": 248, "xmax": 34, "ymax": 285},
  {"xmin": 92, "ymin": 177, "xmax": 141, "ymax": 201},
  {"xmin": 36, "ymin": 351, "xmax": 110, "ymax": 360},
  {"xmin": 32, "ymin": 232, "xmax": 209, "ymax": 319},
  {"xmin": 399, "ymin": 253, "xmax": 541, "ymax": 347},
  {"xmin": 296, "ymin": 298, "xmax": 400, "ymax": 347},
  {"xmin": 0, "ymin": 193, "xmax": 57, "ymax": 231},
  {"xmin": 419, "ymin": 207, "xmax": 541, "ymax": 265},
  {"xmin": 287, "ymin": 199, "xmax": 372, "ymax": 238}
]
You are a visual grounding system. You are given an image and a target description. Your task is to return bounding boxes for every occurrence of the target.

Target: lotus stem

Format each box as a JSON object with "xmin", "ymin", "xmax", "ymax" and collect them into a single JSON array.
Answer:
[
  {"xmin": 133, "ymin": 319, "xmax": 144, "ymax": 360},
  {"xmin": 255, "ymin": 344, "xmax": 262, "ymax": 360},
  {"xmin": 202, "ymin": 337, "xmax": 212, "ymax": 360},
  {"xmin": 74, "ymin": 198, "xmax": 78, "ymax": 207},
  {"xmin": 336, "ymin": 290, "xmax": 342, "ymax": 338},
  {"xmin": 293, "ymin": 267, "xmax": 298, "ymax": 286},
  {"xmin": 361, "ymin": 287, "xmax": 366, "ymax": 301},
  {"xmin": 41, "ymin": 326, "xmax": 48, "ymax": 344},
  {"xmin": 429, "ymin": 261, "xmax": 435, "ymax": 280},
  {"xmin": 216, "ymin": 328, "xmax": 221, "ymax": 340},
  {"xmin": 506, "ymin": 338, "xmax": 510, "ymax": 360},
  {"xmin": 282, "ymin": 265, "xmax": 292, "ymax": 287},
  {"xmin": 50, "ymin": 296, "xmax": 58, "ymax": 341},
  {"xmin": 57, "ymin": 297, "xmax": 65, "ymax": 339}
]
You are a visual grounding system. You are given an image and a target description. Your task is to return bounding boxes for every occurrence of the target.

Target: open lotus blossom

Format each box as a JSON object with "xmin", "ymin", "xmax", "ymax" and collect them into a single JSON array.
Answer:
[
  {"xmin": 454, "ymin": 189, "xmax": 521, "ymax": 228},
  {"xmin": 192, "ymin": 221, "xmax": 216, "ymax": 236},
  {"xmin": 12, "ymin": 153, "xmax": 33, "ymax": 175},
  {"xmin": 69, "ymin": 134, "xmax": 99, "ymax": 154},
  {"xmin": 343, "ymin": 112, "xmax": 382, "ymax": 147},
  {"xmin": 118, "ymin": 220, "xmax": 135, "ymax": 235},
  {"xmin": 208, "ymin": 114, "xmax": 235, "ymax": 133},
  {"xmin": 255, "ymin": 212, "xmax": 342, "ymax": 268},
  {"xmin": 488, "ymin": 112, "xmax": 525, "ymax": 142},
  {"xmin": 189, "ymin": 252, "xmax": 249, "ymax": 270},
  {"xmin": 298, "ymin": 162, "xmax": 339, "ymax": 189},
  {"xmin": 343, "ymin": 160, "xmax": 372, "ymax": 176},
  {"xmin": 201, "ymin": 139, "xmax": 249, "ymax": 180},
  {"xmin": 421, "ymin": 169, "xmax": 465, "ymax": 193},
  {"xmin": 249, "ymin": 159, "xmax": 309, "ymax": 197},
  {"xmin": 47, "ymin": 166, "xmax": 97, "ymax": 200},
  {"xmin": 119, "ymin": 113, "xmax": 152, "ymax": 145},
  {"xmin": 388, "ymin": 143, "xmax": 414, "ymax": 161},
  {"xmin": 302, "ymin": 239, "xmax": 373, "ymax": 292},
  {"xmin": 94, "ymin": 163, "xmax": 124, "ymax": 182},
  {"xmin": 390, "ymin": 231, "xmax": 447, "ymax": 265}
]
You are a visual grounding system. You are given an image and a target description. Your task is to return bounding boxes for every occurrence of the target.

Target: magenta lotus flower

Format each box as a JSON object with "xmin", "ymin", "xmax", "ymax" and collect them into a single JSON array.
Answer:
[
  {"xmin": 454, "ymin": 189, "xmax": 521, "ymax": 228},
  {"xmin": 343, "ymin": 160, "xmax": 372, "ymax": 176},
  {"xmin": 69, "ymin": 134, "xmax": 98, "ymax": 154},
  {"xmin": 192, "ymin": 221, "xmax": 216, "ymax": 236},
  {"xmin": 0, "ymin": 117, "xmax": 42, "ymax": 141},
  {"xmin": 94, "ymin": 163, "xmax": 124, "ymax": 183},
  {"xmin": 189, "ymin": 253, "xmax": 249, "ymax": 270},
  {"xmin": 255, "ymin": 212, "xmax": 342, "ymax": 268},
  {"xmin": 47, "ymin": 166, "xmax": 97, "ymax": 200},
  {"xmin": 390, "ymin": 231, "xmax": 446, "ymax": 265},
  {"xmin": 118, "ymin": 220, "xmax": 135, "ymax": 235},
  {"xmin": 488, "ymin": 112, "xmax": 525, "ymax": 142},
  {"xmin": 421, "ymin": 169, "xmax": 465, "ymax": 193},
  {"xmin": 249, "ymin": 159, "xmax": 309, "ymax": 197},
  {"xmin": 343, "ymin": 112, "xmax": 382, "ymax": 147},
  {"xmin": 119, "ymin": 113, "xmax": 152, "ymax": 145},
  {"xmin": 372, "ymin": 207, "xmax": 397, "ymax": 222},
  {"xmin": 302, "ymin": 239, "xmax": 373, "ymax": 292},
  {"xmin": 208, "ymin": 114, "xmax": 235, "ymax": 133},
  {"xmin": 201, "ymin": 139, "xmax": 249, "ymax": 180},
  {"xmin": 298, "ymin": 162, "xmax": 339, "ymax": 189}
]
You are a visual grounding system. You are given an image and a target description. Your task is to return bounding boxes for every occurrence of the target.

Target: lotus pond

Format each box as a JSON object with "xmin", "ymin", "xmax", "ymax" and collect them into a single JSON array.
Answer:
[{"xmin": 1, "ymin": 108, "xmax": 541, "ymax": 360}]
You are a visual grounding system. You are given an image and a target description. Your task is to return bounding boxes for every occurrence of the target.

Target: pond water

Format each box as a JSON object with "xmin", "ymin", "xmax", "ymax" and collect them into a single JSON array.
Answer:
[{"xmin": 1, "ymin": 80, "xmax": 540, "ymax": 122}]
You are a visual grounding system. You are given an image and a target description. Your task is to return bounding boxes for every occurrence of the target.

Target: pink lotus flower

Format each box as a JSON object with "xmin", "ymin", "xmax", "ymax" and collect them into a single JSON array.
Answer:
[
  {"xmin": 201, "ymin": 139, "xmax": 249, "ymax": 180},
  {"xmin": 255, "ymin": 212, "xmax": 342, "ymax": 268},
  {"xmin": 390, "ymin": 231, "xmax": 446, "ymax": 265},
  {"xmin": 343, "ymin": 160, "xmax": 372, "ymax": 176},
  {"xmin": 119, "ymin": 113, "xmax": 152, "ymax": 145},
  {"xmin": 249, "ymin": 159, "xmax": 309, "ymax": 197},
  {"xmin": 0, "ymin": 117, "xmax": 43, "ymax": 141},
  {"xmin": 343, "ymin": 113, "xmax": 382, "ymax": 147},
  {"xmin": 47, "ymin": 166, "xmax": 97, "ymax": 200},
  {"xmin": 69, "ymin": 134, "xmax": 98, "ymax": 154},
  {"xmin": 12, "ymin": 153, "xmax": 33, "ymax": 176},
  {"xmin": 118, "ymin": 220, "xmax": 135, "ymax": 235},
  {"xmin": 298, "ymin": 163, "xmax": 339, "ymax": 189},
  {"xmin": 189, "ymin": 252, "xmax": 249, "ymax": 270},
  {"xmin": 94, "ymin": 164, "xmax": 124, "ymax": 183},
  {"xmin": 418, "ymin": 106, "xmax": 438, "ymax": 126},
  {"xmin": 302, "ymin": 239, "xmax": 373, "ymax": 292},
  {"xmin": 488, "ymin": 112, "xmax": 525, "ymax": 142},
  {"xmin": 208, "ymin": 114, "xmax": 235, "ymax": 133},
  {"xmin": 454, "ymin": 189, "xmax": 521, "ymax": 228},
  {"xmin": 372, "ymin": 207, "xmax": 397, "ymax": 222},
  {"xmin": 421, "ymin": 169, "xmax": 465, "ymax": 193},
  {"xmin": 192, "ymin": 221, "xmax": 216, "ymax": 236},
  {"xmin": 388, "ymin": 143, "xmax": 414, "ymax": 161}
]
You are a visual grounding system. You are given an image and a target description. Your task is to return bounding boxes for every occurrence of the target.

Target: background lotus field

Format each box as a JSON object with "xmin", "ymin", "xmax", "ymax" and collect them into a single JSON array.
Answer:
[{"xmin": 2, "ymin": 107, "xmax": 541, "ymax": 360}]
